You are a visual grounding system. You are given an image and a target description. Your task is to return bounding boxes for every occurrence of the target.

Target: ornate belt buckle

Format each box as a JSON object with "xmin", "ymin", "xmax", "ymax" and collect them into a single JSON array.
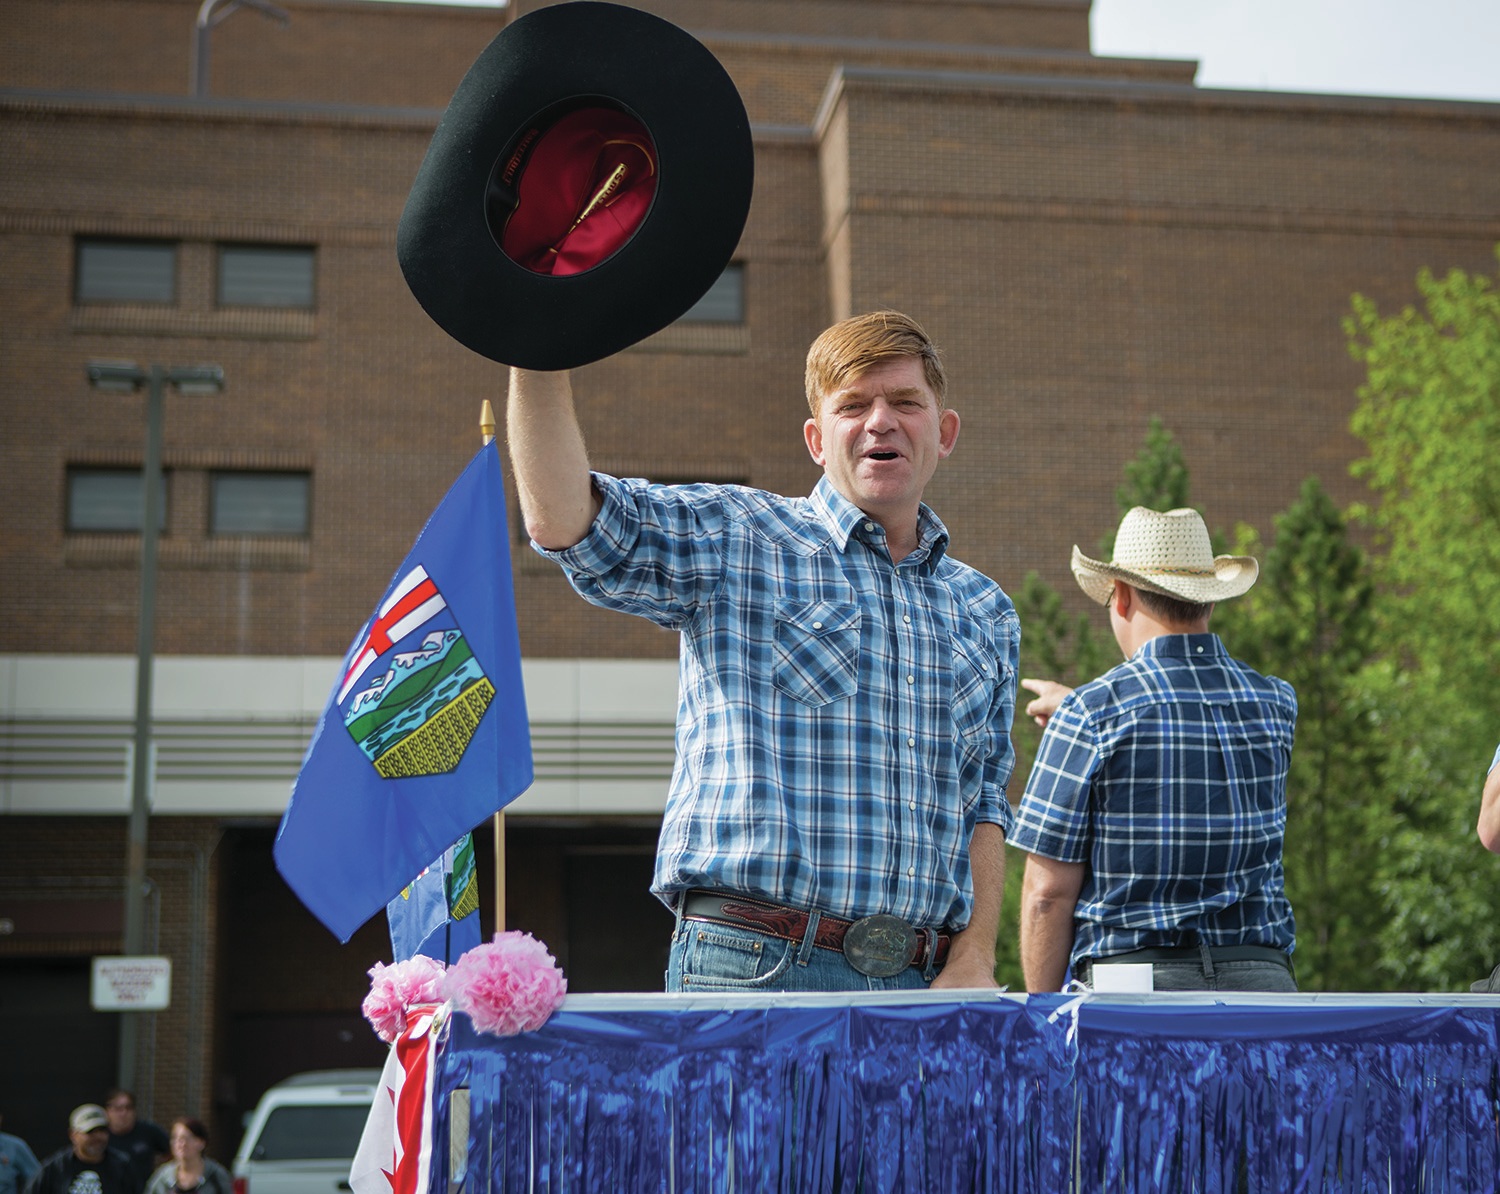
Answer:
[{"xmin": 843, "ymin": 913, "xmax": 918, "ymax": 977}]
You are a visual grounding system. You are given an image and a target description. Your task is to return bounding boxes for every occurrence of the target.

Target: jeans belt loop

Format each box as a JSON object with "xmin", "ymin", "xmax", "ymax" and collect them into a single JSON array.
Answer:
[
  {"xmin": 1198, "ymin": 939, "xmax": 1216, "ymax": 980},
  {"xmin": 796, "ymin": 909, "xmax": 822, "ymax": 968}
]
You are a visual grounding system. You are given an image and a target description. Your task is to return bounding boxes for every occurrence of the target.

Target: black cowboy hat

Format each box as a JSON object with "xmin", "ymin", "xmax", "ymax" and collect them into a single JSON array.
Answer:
[{"xmin": 397, "ymin": 1, "xmax": 754, "ymax": 371}]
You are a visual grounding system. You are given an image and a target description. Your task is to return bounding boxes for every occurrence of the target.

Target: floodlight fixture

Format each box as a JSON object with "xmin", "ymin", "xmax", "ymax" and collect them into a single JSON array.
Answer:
[
  {"xmin": 86, "ymin": 360, "xmax": 148, "ymax": 393},
  {"xmin": 166, "ymin": 365, "xmax": 226, "ymax": 396}
]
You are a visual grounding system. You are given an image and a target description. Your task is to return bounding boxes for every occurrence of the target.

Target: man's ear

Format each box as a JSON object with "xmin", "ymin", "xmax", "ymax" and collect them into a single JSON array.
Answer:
[
  {"xmin": 1112, "ymin": 582, "xmax": 1132, "ymax": 619},
  {"xmin": 803, "ymin": 417, "xmax": 825, "ymax": 467},
  {"xmin": 937, "ymin": 407, "xmax": 960, "ymax": 458}
]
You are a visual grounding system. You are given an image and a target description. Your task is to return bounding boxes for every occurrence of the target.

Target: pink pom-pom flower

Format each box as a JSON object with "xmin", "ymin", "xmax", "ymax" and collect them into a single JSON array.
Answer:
[
  {"xmin": 443, "ymin": 931, "xmax": 567, "ymax": 1036},
  {"xmin": 361, "ymin": 956, "xmax": 447, "ymax": 1044}
]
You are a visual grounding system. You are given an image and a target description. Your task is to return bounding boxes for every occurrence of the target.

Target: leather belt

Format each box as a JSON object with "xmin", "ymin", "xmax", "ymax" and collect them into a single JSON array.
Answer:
[
  {"xmin": 680, "ymin": 889, "xmax": 950, "ymax": 974},
  {"xmin": 1088, "ymin": 945, "xmax": 1292, "ymax": 971}
]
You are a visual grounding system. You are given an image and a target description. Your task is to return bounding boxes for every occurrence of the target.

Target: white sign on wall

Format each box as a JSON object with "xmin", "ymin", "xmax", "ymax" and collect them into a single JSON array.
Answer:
[{"xmin": 91, "ymin": 956, "xmax": 172, "ymax": 1011}]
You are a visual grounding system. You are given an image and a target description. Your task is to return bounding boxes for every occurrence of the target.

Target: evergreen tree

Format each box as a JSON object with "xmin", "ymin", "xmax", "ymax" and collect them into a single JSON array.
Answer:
[{"xmin": 1223, "ymin": 478, "xmax": 1385, "ymax": 990}]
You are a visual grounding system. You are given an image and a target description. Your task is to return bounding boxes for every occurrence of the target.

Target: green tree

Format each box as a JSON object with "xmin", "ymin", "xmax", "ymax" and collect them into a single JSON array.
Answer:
[
  {"xmin": 1221, "ymin": 478, "xmax": 1386, "ymax": 990},
  {"xmin": 1344, "ymin": 252, "xmax": 1500, "ymax": 989}
]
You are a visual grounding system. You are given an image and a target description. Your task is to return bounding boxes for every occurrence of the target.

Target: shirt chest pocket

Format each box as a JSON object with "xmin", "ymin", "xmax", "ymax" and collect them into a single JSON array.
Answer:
[
  {"xmin": 950, "ymin": 630, "xmax": 1007, "ymax": 742},
  {"xmin": 772, "ymin": 598, "xmax": 862, "ymax": 707}
]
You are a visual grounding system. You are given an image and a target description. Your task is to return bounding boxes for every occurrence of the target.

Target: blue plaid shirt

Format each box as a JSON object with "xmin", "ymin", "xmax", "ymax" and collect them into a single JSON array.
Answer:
[
  {"xmin": 537, "ymin": 474, "xmax": 1019, "ymax": 931},
  {"xmin": 1010, "ymin": 633, "xmax": 1296, "ymax": 968}
]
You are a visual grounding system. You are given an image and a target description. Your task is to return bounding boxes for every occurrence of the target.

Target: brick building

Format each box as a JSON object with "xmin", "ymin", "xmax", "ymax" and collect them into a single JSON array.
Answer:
[{"xmin": 2, "ymin": 0, "xmax": 1497, "ymax": 1152}]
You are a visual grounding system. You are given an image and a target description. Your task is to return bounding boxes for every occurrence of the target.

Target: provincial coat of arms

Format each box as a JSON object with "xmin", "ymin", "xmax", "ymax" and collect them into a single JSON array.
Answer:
[{"xmin": 336, "ymin": 564, "xmax": 495, "ymax": 778}]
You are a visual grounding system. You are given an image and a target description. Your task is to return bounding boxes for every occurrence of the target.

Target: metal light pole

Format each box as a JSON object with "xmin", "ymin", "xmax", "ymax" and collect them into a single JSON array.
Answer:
[
  {"xmin": 191, "ymin": 0, "xmax": 290, "ymax": 98},
  {"xmin": 87, "ymin": 360, "xmax": 224, "ymax": 1093}
]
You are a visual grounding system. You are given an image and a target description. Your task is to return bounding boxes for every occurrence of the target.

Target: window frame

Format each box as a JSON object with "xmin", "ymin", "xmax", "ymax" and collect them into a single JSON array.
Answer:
[
  {"xmin": 216, "ymin": 243, "xmax": 317, "ymax": 310},
  {"xmin": 74, "ymin": 237, "xmax": 178, "ymax": 305},
  {"xmin": 65, "ymin": 466, "xmax": 169, "ymax": 534},
  {"xmin": 676, "ymin": 262, "xmax": 744, "ymax": 325},
  {"xmin": 208, "ymin": 469, "xmax": 312, "ymax": 537}
]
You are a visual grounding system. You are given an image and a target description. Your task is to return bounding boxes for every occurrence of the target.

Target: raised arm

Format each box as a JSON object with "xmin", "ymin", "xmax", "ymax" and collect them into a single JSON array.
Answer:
[{"xmin": 506, "ymin": 365, "xmax": 601, "ymax": 550}]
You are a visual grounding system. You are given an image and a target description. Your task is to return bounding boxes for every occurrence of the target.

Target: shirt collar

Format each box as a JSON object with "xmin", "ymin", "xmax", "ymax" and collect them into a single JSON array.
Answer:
[
  {"xmin": 1133, "ymin": 632, "xmax": 1226, "ymax": 661},
  {"xmin": 809, "ymin": 477, "xmax": 950, "ymax": 569}
]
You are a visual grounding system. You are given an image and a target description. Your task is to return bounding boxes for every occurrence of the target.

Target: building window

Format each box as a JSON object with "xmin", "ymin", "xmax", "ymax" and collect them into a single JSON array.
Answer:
[
  {"xmin": 75, "ymin": 239, "xmax": 177, "ymax": 304},
  {"xmin": 66, "ymin": 468, "xmax": 167, "ymax": 532},
  {"xmin": 677, "ymin": 263, "xmax": 743, "ymax": 324},
  {"xmin": 210, "ymin": 471, "xmax": 310, "ymax": 535},
  {"xmin": 217, "ymin": 245, "xmax": 316, "ymax": 309}
]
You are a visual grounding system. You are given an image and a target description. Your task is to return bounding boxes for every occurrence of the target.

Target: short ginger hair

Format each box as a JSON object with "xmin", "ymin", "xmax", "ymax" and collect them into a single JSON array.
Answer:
[{"xmin": 804, "ymin": 310, "xmax": 946, "ymax": 414}]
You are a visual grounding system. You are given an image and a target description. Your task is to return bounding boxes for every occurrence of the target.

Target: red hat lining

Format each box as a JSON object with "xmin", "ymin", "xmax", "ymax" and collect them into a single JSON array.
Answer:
[{"xmin": 497, "ymin": 107, "xmax": 658, "ymax": 276}]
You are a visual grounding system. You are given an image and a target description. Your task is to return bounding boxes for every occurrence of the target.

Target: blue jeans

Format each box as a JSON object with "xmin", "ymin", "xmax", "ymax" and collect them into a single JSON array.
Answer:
[{"xmin": 666, "ymin": 915, "xmax": 936, "ymax": 993}]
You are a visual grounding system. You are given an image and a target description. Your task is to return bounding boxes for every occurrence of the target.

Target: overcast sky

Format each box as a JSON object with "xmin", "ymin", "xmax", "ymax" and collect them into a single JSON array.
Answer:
[
  {"xmin": 381, "ymin": 0, "xmax": 1500, "ymax": 106},
  {"xmin": 1091, "ymin": 0, "xmax": 1500, "ymax": 104}
]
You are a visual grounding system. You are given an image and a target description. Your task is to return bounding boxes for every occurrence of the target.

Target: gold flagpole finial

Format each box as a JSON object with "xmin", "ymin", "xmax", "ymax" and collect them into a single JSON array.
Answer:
[{"xmin": 480, "ymin": 398, "xmax": 497, "ymax": 446}]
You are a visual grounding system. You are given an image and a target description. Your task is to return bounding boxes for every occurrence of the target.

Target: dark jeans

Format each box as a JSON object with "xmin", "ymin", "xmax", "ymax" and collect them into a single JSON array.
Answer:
[{"xmin": 1085, "ymin": 956, "xmax": 1296, "ymax": 993}]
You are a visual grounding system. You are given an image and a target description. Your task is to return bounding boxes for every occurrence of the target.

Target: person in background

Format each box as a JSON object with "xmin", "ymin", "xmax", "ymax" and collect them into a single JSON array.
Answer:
[
  {"xmin": 508, "ymin": 311, "xmax": 1019, "ymax": 991},
  {"xmin": 23, "ymin": 1105, "xmax": 138, "ymax": 1194},
  {"xmin": 1476, "ymin": 744, "xmax": 1500, "ymax": 854},
  {"xmin": 1472, "ymin": 745, "xmax": 1500, "ymax": 993},
  {"xmin": 143, "ymin": 1120, "xmax": 230, "ymax": 1194},
  {"xmin": 103, "ymin": 1092, "xmax": 166, "ymax": 1193},
  {"xmin": 1010, "ymin": 506, "xmax": 1298, "ymax": 993},
  {"xmin": 0, "ymin": 1114, "xmax": 39, "ymax": 1194}
]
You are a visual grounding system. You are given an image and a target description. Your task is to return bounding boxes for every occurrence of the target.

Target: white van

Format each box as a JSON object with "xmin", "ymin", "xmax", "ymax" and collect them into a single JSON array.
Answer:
[{"xmin": 231, "ymin": 1070, "xmax": 382, "ymax": 1194}]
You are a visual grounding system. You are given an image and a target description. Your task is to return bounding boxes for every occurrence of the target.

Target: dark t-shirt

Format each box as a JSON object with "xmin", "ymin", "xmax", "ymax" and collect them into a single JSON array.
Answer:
[
  {"xmin": 106, "ymin": 1127, "xmax": 166, "ymax": 1193},
  {"xmin": 23, "ymin": 1149, "xmax": 139, "ymax": 1194}
]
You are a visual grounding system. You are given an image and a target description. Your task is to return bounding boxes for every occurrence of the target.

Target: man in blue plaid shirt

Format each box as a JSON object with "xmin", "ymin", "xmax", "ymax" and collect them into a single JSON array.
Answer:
[
  {"xmin": 1011, "ymin": 506, "xmax": 1298, "ymax": 993},
  {"xmin": 507, "ymin": 312, "xmax": 1018, "ymax": 991}
]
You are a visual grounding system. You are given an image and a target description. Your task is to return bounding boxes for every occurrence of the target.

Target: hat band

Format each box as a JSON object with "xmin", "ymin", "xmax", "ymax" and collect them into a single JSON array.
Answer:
[{"xmin": 1128, "ymin": 564, "xmax": 1220, "ymax": 578}]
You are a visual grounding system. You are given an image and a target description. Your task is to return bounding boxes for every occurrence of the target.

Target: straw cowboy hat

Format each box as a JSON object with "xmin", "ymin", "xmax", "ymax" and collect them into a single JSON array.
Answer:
[
  {"xmin": 1071, "ymin": 507, "xmax": 1258, "ymax": 606},
  {"xmin": 397, "ymin": 2, "xmax": 754, "ymax": 371}
]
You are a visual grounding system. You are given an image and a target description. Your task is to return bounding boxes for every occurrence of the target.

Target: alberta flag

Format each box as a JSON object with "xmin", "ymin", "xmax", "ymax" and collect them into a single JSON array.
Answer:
[
  {"xmin": 387, "ymin": 833, "xmax": 480, "ymax": 963},
  {"xmin": 275, "ymin": 442, "xmax": 532, "ymax": 943}
]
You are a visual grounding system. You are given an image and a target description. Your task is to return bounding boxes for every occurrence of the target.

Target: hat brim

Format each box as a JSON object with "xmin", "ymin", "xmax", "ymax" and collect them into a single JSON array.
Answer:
[
  {"xmin": 397, "ymin": 2, "xmax": 754, "ymax": 371},
  {"xmin": 1071, "ymin": 545, "xmax": 1258, "ymax": 606}
]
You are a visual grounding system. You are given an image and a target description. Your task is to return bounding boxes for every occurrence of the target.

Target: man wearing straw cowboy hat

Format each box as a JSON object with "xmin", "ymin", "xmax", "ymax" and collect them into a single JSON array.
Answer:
[{"xmin": 1009, "ymin": 506, "xmax": 1298, "ymax": 993}]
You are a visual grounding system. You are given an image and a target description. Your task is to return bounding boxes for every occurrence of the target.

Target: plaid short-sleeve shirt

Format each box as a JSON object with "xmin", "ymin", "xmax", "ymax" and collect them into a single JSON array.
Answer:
[
  {"xmin": 536, "ymin": 474, "xmax": 1019, "ymax": 931},
  {"xmin": 1010, "ymin": 634, "xmax": 1297, "ymax": 968}
]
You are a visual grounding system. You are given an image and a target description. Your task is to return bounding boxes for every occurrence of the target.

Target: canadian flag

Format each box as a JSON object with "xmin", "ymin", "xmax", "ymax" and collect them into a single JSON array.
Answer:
[{"xmin": 350, "ymin": 1004, "xmax": 444, "ymax": 1194}]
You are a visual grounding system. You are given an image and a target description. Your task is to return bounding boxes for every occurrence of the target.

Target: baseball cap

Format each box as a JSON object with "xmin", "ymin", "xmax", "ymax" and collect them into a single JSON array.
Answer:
[{"xmin": 70, "ymin": 1104, "xmax": 109, "ymax": 1133}]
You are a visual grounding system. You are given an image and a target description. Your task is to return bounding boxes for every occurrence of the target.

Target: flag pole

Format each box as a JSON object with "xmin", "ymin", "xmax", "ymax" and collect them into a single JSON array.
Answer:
[{"xmin": 480, "ymin": 398, "xmax": 507, "ymax": 934}]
